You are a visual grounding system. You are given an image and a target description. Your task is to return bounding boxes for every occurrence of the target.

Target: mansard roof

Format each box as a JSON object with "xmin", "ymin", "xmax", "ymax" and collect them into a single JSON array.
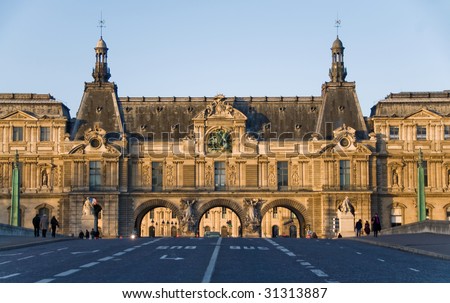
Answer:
[
  {"xmin": 370, "ymin": 90, "xmax": 450, "ymax": 118},
  {"xmin": 118, "ymin": 95, "xmax": 324, "ymax": 140},
  {"xmin": 0, "ymin": 93, "xmax": 70, "ymax": 119}
]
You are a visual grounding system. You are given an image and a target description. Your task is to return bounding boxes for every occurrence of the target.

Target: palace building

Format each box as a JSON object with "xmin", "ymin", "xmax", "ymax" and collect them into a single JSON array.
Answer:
[{"xmin": 1, "ymin": 34, "xmax": 449, "ymax": 238}]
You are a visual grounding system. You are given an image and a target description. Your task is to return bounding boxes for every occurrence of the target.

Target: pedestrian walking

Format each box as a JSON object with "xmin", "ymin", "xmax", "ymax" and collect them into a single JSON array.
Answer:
[
  {"xmin": 79, "ymin": 230, "xmax": 85, "ymax": 239},
  {"xmin": 364, "ymin": 220, "xmax": 371, "ymax": 236},
  {"xmin": 85, "ymin": 229, "xmax": 90, "ymax": 239},
  {"xmin": 355, "ymin": 219, "xmax": 363, "ymax": 237},
  {"xmin": 91, "ymin": 228, "xmax": 95, "ymax": 239},
  {"xmin": 371, "ymin": 213, "xmax": 381, "ymax": 237},
  {"xmin": 40, "ymin": 214, "xmax": 49, "ymax": 238},
  {"xmin": 50, "ymin": 216, "xmax": 59, "ymax": 238},
  {"xmin": 32, "ymin": 214, "xmax": 40, "ymax": 237}
]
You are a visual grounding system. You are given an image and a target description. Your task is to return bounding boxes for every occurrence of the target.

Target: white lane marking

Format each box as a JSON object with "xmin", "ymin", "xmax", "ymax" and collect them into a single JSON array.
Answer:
[
  {"xmin": 0, "ymin": 273, "xmax": 20, "ymax": 279},
  {"xmin": 80, "ymin": 262, "xmax": 100, "ymax": 268},
  {"xmin": 230, "ymin": 246, "xmax": 241, "ymax": 249},
  {"xmin": 356, "ymin": 252, "xmax": 362, "ymax": 255},
  {"xmin": 377, "ymin": 258, "xmax": 385, "ymax": 262},
  {"xmin": 325, "ymin": 279, "xmax": 340, "ymax": 283},
  {"xmin": 134, "ymin": 245, "xmax": 142, "ymax": 248},
  {"xmin": 113, "ymin": 252, "xmax": 127, "ymax": 256},
  {"xmin": 57, "ymin": 247, "xmax": 68, "ymax": 251},
  {"xmin": 54, "ymin": 269, "xmax": 81, "ymax": 277},
  {"xmin": 311, "ymin": 269, "xmax": 329, "ymax": 277},
  {"xmin": 36, "ymin": 278, "xmax": 55, "ymax": 283},
  {"xmin": 0, "ymin": 253, "xmax": 23, "ymax": 257},
  {"xmin": 71, "ymin": 249, "xmax": 100, "ymax": 255},
  {"xmin": 98, "ymin": 256, "xmax": 114, "ymax": 262},
  {"xmin": 0, "ymin": 261, "xmax": 12, "ymax": 265},
  {"xmin": 300, "ymin": 262, "xmax": 311, "ymax": 266},
  {"xmin": 201, "ymin": 237, "xmax": 222, "ymax": 283},
  {"xmin": 18, "ymin": 256, "xmax": 35, "ymax": 260},
  {"xmin": 409, "ymin": 268, "xmax": 420, "ymax": 272},
  {"xmin": 286, "ymin": 252, "xmax": 296, "ymax": 257},
  {"xmin": 40, "ymin": 251, "xmax": 54, "ymax": 255},
  {"xmin": 124, "ymin": 248, "xmax": 136, "ymax": 252}
]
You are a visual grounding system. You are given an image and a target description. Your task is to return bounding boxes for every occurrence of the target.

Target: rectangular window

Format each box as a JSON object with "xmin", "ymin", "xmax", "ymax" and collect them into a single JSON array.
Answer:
[
  {"xmin": 389, "ymin": 126, "xmax": 399, "ymax": 140},
  {"xmin": 89, "ymin": 161, "xmax": 101, "ymax": 190},
  {"xmin": 222, "ymin": 207, "xmax": 227, "ymax": 219},
  {"xmin": 40, "ymin": 127, "xmax": 50, "ymax": 141},
  {"xmin": 445, "ymin": 126, "xmax": 450, "ymax": 140},
  {"xmin": 340, "ymin": 160, "xmax": 351, "ymax": 190},
  {"xmin": 12, "ymin": 127, "xmax": 23, "ymax": 141},
  {"xmin": 277, "ymin": 161, "xmax": 288, "ymax": 189},
  {"xmin": 152, "ymin": 162, "xmax": 163, "ymax": 191},
  {"xmin": 150, "ymin": 209, "xmax": 154, "ymax": 219},
  {"xmin": 416, "ymin": 125, "xmax": 427, "ymax": 140},
  {"xmin": 214, "ymin": 162, "xmax": 226, "ymax": 190},
  {"xmin": 273, "ymin": 207, "xmax": 278, "ymax": 219}
]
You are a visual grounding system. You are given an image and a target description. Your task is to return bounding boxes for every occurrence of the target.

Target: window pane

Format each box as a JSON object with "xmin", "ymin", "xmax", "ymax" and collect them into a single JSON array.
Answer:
[
  {"xmin": 340, "ymin": 160, "xmax": 350, "ymax": 190},
  {"xmin": 214, "ymin": 162, "xmax": 226, "ymax": 190},
  {"xmin": 389, "ymin": 127, "xmax": 399, "ymax": 140},
  {"xmin": 152, "ymin": 162, "xmax": 163, "ymax": 191},
  {"xmin": 89, "ymin": 161, "xmax": 101, "ymax": 190},
  {"xmin": 12, "ymin": 127, "xmax": 23, "ymax": 141},
  {"xmin": 416, "ymin": 126, "xmax": 426, "ymax": 140},
  {"xmin": 277, "ymin": 161, "xmax": 288, "ymax": 188},
  {"xmin": 445, "ymin": 126, "xmax": 450, "ymax": 140},
  {"xmin": 40, "ymin": 127, "xmax": 50, "ymax": 141}
]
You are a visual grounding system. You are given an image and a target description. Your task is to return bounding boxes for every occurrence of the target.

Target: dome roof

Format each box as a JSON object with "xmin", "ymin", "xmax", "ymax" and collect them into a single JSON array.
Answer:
[
  {"xmin": 332, "ymin": 37, "xmax": 344, "ymax": 49},
  {"xmin": 96, "ymin": 37, "xmax": 107, "ymax": 49}
]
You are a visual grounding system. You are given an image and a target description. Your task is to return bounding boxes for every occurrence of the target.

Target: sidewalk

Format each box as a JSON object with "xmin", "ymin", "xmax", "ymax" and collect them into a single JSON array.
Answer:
[
  {"xmin": 346, "ymin": 232, "xmax": 450, "ymax": 260},
  {"xmin": 0, "ymin": 235, "xmax": 75, "ymax": 251}
]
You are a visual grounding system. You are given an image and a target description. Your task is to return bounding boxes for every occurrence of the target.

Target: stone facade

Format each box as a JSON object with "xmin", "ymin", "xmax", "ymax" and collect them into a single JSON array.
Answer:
[{"xmin": 1, "ymin": 35, "xmax": 447, "ymax": 238}]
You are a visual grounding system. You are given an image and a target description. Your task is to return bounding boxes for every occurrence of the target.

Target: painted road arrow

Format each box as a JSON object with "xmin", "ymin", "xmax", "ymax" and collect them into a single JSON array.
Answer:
[{"xmin": 160, "ymin": 254, "xmax": 183, "ymax": 261}]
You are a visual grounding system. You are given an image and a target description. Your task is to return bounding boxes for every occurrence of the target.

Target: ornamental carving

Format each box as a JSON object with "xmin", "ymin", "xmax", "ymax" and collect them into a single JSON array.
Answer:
[
  {"xmin": 207, "ymin": 128, "xmax": 232, "ymax": 153},
  {"xmin": 204, "ymin": 94, "xmax": 234, "ymax": 118}
]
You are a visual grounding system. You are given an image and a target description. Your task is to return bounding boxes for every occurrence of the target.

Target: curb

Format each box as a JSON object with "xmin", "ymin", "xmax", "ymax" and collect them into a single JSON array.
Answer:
[
  {"xmin": 347, "ymin": 237, "xmax": 450, "ymax": 261},
  {"xmin": 0, "ymin": 237, "xmax": 77, "ymax": 252}
]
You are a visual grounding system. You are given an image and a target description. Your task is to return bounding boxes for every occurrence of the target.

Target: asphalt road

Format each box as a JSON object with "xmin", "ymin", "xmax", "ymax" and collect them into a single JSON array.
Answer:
[{"xmin": 0, "ymin": 237, "xmax": 449, "ymax": 283}]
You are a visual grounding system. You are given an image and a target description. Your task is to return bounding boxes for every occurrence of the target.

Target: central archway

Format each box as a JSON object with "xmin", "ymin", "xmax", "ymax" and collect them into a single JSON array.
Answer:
[{"xmin": 196, "ymin": 199, "xmax": 246, "ymax": 237}]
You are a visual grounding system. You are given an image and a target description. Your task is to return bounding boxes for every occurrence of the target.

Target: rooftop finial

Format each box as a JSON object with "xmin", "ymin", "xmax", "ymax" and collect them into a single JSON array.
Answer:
[
  {"xmin": 335, "ymin": 17, "xmax": 341, "ymax": 37},
  {"xmin": 98, "ymin": 12, "xmax": 106, "ymax": 38}
]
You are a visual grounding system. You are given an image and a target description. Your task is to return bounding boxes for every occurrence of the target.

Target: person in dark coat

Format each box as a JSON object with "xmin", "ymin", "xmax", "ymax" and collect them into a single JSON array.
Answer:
[
  {"xmin": 364, "ymin": 220, "xmax": 371, "ymax": 236},
  {"xmin": 355, "ymin": 219, "xmax": 363, "ymax": 237},
  {"xmin": 85, "ymin": 229, "xmax": 90, "ymax": 239},
  {"xmin": 50, "ymin": 216, "xmax": 59, "ymax": 238},
  {"xmin": 32, "ymin": 214, "xmax": 41, "ymax": 237},
  {"xmin": 79, "ymin": 230, "xmax": 84, "ymax": 239},
  {"xmin": 371, "ymin": 214, "xmax": 381, "ymax": 237}
]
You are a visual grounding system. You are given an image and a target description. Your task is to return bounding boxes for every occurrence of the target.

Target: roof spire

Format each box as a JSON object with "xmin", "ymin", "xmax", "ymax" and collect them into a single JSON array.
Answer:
[
  {"xmin": 98, "ymin": 12, "xmax": 106, "ymax": 38},
  {"xmin": 334, "ymin": 16, "xmax": 341, "ymax": 37}
]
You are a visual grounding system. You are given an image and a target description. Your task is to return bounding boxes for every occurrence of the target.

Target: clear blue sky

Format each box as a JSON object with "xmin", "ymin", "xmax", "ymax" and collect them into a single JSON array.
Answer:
[{"xmin": 0, "ymin": 0, "xmax": 449, "ymax": 117}]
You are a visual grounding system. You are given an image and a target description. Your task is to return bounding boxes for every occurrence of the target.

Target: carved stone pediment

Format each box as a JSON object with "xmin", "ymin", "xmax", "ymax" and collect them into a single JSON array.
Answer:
[
  {"xmin": 405, "ymin": 108, "xmax": 442, "ymax": 120},
  {"xmin": 193, "ymin": 94, "xmax": 247, "ymax": 121},
  {"xmin": 0, "ymin": 110, "xmax": 38, "ymax": 121}
]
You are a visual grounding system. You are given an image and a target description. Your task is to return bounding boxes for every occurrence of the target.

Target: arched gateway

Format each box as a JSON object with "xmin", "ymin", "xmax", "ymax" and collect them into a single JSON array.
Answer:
[{"xmin": 133, "ymin": 198, "xmax": 307, "ymax": 238}]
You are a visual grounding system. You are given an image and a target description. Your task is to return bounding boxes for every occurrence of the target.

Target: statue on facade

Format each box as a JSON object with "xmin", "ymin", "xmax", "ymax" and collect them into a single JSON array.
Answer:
[
  {"xmin": 82, "ymin": 198, "xmax": 93, "ymax": 216},
  {"xmin": 41, "ymin": 169, "xmax": 48, "ymax": 187},
  {"xmin": 244, "ymin": 198, "xmax": 263, "ymax": 223},
  {"xmin": 392, "ymin": 169, "xmax": 399, "ymax": 186},
  {"xmin": 338, "ymin": 196, "xmax": 354, "ymax": 215},
  {"xmin": 180, "ymin": 199, "xmax": 196, "ymax": 232}
]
